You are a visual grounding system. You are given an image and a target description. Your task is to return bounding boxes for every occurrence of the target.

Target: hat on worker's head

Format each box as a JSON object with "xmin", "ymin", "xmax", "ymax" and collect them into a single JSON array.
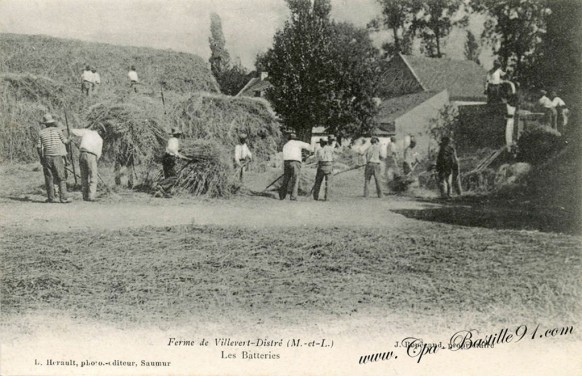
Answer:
[
  {"xmin": 540, "ymin": 89, "xmax": 547, "ymax": 96},
  {"xmin": 493, "ymin": 60, "xmax": 501, "ymax": 67},
  {"xmin": 441, "ymin": 135, "xmax": 451, "ymax": 145},
  {"xmin": 130, "ymin": 65, "xmax": 136, "ymax": 71},
  {"xmin": 370, "ymin": 137, "xmax": 379, "ymax": 144},
  {"xmin": 85, "ymin": 65, "xmax": 91, "ymax": 70},
  {"xmin": 239, "ymin": 133, "xmax": 248, "ymax": 140},
  {"xmin": 170, "ymin": 128, "xmax": 183, "ymax": 136},
  {"xmin": 317, "ymin": 138, "xmax": 328, "ymax": 145},
  {"xmin": 288, "ymin": 132, "xmax": 297, "ymax": 140},
  {"xmin": 41, "ymin": 113, "xmax": 56, "ymax": 125},
  {"xmin": 328, "ymin": 135, "xmax": 336, "ymax": 142}
]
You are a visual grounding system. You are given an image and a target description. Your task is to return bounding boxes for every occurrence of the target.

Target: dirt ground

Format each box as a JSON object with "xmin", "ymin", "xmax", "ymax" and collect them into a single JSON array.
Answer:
[{"xmin": 1, "ymin": 162, "xmax": 581, "ymax": 375}]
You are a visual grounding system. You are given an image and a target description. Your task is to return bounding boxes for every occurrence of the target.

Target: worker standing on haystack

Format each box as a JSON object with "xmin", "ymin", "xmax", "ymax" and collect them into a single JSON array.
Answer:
[
  {"xmin": 162, "ymin": 128, "xmax": 190, "ymax": 178},
  {"xmin": 36, "ymin": 114, "xmax": 72, "ymax": 203},
  {"xmin": 550, "ymin": 90, "xmax": 569, "ymax": 133},
  {"xmin": 436, "ymin": 136, "xmax": 462, "ymax": 199},
  {"xmin": 128, "ymin": 65, "xmax": 139, "ymax": 93},
  {"xmin": 81, "ymin": 65, "xmax": 93, "ymax": 96},
  {"xmin": 538, "ymin": 89, "xmax": 558, "ymax": 130},
  {"xmin": 279, "ymin": 132, "xmax": 312, "ymax": 201},
  {"xmin": 403, "ymin": 136, "xmax": 420, "ymax": 175},
  {"xmin": 485, "ymin": 60, "xmax": 506, "ymax": 103},
  {"xmin": 361, "ymin": 137, "xmax": 386, "ymax": 198},
  {"xmin": 234, "ymin": 133, "xmax": 252, "ymax": 182},
  {"xmin": 312, "ymin": 137, "xmax": 334, "ymax": 201},
  {"xmin": 91, "ymin": 68, "xmax": 101, "ymax": 94},
  {"xmin": 70, "ymin": 127, "xmax": 103, "ymax": 201}
]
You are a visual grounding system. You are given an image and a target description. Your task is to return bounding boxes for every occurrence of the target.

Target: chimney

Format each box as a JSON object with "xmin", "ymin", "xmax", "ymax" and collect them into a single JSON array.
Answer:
[{"xmin": 260, "ymin": 71, "xmax": 269, "ymax": 81}]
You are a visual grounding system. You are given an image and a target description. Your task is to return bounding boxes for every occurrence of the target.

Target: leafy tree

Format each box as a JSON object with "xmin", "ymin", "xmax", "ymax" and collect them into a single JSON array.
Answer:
[
  {"xmin": 262, "ymin": 0, "xmax": 380, "ymax": 141},
  {"xmin": 464, "ymin": 30, "xmax": 481, "ymax": 64},
  {"xmin": 411, "ymin": 0, "xmax": 468, "ymax": 58},
  {"xmin": 471, "ymin": 0, "xmax": 551, "ymax": 84},
  {"xmin": 220, "ymin": 61, "xmax": 251, "ymax": 96},
  {"xmin": 369, "ymin": 0, "xmax": 414, "ymax": 57}
]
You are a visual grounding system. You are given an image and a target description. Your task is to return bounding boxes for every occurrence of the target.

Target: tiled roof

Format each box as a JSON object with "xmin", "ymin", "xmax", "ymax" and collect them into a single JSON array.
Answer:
[
  {"xmin": 376, "ymin": 91, "xmax": 441, "ymax": 124},
  {"xmin": 401, "ymin": 54, "xmax": 487, "ymax": 101},
  {"xmin": 236, "ymin": 77, "xmax": 273, "ymax": 97}
]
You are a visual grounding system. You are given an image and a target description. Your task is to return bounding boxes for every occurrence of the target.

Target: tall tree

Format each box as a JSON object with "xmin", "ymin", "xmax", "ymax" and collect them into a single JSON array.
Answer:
[
  {"xmin": 471, "ymin": 0, "xmax": 551, "ymax": 84},
  {"xmin": 464, "ymin": 30, "xmax": 481, "ymax": 64},
  {"xmin": 208, "ymin": 13, "xmax": 231, "ymax": 78},
  {"xmin": 369, "ymin": 0, "xmax": 414, "ymax": 57},
  {"xmin": 208, "ymin": 13, "xmax": 249, "ymax": 95},
  {"xmin": 411, "ymin": 0, "xmax": 468, "ymax": 58},
  {"xmin": 262, "ymin": 0, "xmax": 379, "ymax": 141}
]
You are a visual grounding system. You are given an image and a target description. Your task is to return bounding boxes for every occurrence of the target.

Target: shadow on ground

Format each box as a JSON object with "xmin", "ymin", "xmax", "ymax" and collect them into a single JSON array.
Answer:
[{"xmin": 393, "ymin": 200, "xmax": 581, "ymax": 235}]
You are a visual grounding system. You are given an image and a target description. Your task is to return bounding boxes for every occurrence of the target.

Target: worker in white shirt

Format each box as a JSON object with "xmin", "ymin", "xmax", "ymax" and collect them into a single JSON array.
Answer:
[
  {"xmin": 91, "ymin": 68, "xmax": 101, "ymax": 93},
  {"xmin": 234, "ymin": 134, "xmax": 252, "ymax": 182},
  {"xmin": 279, "ymin": 132, "xmax": 312, "ymax": 201},
  {"xmin": 128, "ymin": 65, "xmax": 139, "ymax": 93},
  {"xmin": 538, "ymin": 90, "xmax": 557, "ymax": 130},
  {"xmin": 81, "ymin": 65, "xmax": 94, "ymax": 96},
  {"xmin": 70, "ymin": 127, "xmax": 104, "ymax": 201},
  {"xmin": 550, "ymin": 90, "xmax": 569, "ymax": 132},
  {"xmin": 485, "ymin": 60, "xmax": 506, "ymax": 103},
  {"xmin": 361, "ymin": 137, "xmax": 387, "ymax": 198},
  {"xmin": 162, "ymin": 128, "xmax": 190, "ymax": 178},
  {"xmin": 312, "ymin": 137, "xmax": 334, "ymax": 201}
]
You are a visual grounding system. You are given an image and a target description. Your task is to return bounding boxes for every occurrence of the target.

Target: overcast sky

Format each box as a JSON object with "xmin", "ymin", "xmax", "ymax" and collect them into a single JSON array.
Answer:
[{"xmin": 0, "ymin": 0, "xmax": 490, "ymax": 69}]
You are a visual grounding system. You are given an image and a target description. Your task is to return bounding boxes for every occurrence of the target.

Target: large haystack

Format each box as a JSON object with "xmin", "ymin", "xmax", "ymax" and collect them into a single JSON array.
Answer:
[
  {"xmin": 0, "ymin": 34, "xmax": 219, "ymax": 95},
  {"xmin": 169, "ymin": 93, "xmax": 282, "ymax": 166},
  {"xmin": 0, "ymin": 73, "xmax": 80, "ymax": 162},
  {"xmin": 85, "ymin": 96, "xmax": 167, "ymax": 166}
]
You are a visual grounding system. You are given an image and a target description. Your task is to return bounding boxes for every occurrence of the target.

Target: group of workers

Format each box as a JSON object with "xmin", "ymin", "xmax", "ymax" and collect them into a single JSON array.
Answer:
[{"xmin": 80, "ymin": 65, "xmax": 140, "ymax": 95}]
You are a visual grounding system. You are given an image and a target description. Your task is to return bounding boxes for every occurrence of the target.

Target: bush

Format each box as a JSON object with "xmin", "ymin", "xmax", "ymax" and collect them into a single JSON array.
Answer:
[{"xmin": 516, "ymin": 124, "xmax": 563, "ymax": 165}]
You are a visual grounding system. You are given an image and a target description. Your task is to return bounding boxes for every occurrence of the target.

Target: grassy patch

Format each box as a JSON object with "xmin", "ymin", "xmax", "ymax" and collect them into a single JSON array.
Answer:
[{"xmin": 2, "ymin": 225, "xmax": 580, "ymax": 329}]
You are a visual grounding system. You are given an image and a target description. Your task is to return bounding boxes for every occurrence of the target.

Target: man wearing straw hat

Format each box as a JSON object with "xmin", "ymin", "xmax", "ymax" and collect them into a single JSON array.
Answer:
[
  {"xmin": 69, "ymin": 126, "xmax": 103, "ymax": 201},
  {"xmin": 162, "ymin": 128, "xmax": 190, "ymax": 178},
  {"xmin": 234, "ymin": 133, "xmax": 252, "ymax": 182},
  {"xmin": 312, "ymin": 137, "xmax": 334, "ymax": 201},
  {"xmin": 279, "ymin": 132, "xmax": 312, "ymax": 201},
  {"xmin": 36, "ymin": 113, "xmax": 72, "ymax": 203}
]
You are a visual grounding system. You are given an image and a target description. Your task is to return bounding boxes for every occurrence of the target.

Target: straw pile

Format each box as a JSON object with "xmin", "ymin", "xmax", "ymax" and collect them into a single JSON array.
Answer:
[
  {"xmin": 149, "ymin": 139, "xmax": 239, "ymax": 197},
  {"xmin": 85, "ymin": 96, "xmax": 167, "ymax": 166},
  {"xmin": 0, "ymin": 73, "xmax": 80, "ymax": 162},
  {"xmin": 169, "ymin": 93, "xmax": 282, "ymax": 166}
]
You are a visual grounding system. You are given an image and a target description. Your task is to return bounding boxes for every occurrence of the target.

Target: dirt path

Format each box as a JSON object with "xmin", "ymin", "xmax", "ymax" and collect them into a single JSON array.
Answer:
[{"xmin": 0, "ymin": 195, "xmax": 438, "ymax": 233}]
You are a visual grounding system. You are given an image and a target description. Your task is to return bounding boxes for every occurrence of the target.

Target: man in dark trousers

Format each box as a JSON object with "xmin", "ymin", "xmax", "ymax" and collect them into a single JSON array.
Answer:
[
  {"xmin": 436, "ymin": 136, "xmax": 462, "ymax": 199},
  {"xmin": 279, "ymin": 132, "xmax": 312, "ymax": 201},
  {"xmin": 361, "ymin": 137, "xmax": 386, "ymax": 198},
  {"xmin": 36, "ymin": 113, "xmax": 72, "ymax": 203},
  {"xmin": 312, "ymin": 138, "xmax": 334, "ymax": 201}
]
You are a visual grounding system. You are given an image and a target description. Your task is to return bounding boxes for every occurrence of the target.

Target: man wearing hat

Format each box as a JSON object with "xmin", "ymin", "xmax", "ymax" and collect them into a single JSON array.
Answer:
[
  {"xmin": 81, "ymin": 65, "xmax": 94, "ymax": 96},
  {"xmin": 162, "ymin": 128, "xmax": 190, "ymax": 178},
  {"xmin": 312, "ymin": 137, "xmax": 334, "ymax": 201},
  {"xmin": 36, "ymin": 114, "xmax": 72, "ymax": 203},
  {"xmin": 538, "ymin": 89, "xmax": 557, "ymax": 130},
  {"xmin": 279, "ymin": 132, "xmax": 312, "ymax": 201},
  {"xmin": 234, "ymin": 133, "xmax": 252, "ymax": 182},
  {"xmin": 361, "ymin": 136, "xmax": 386, "ymax": 198},
  {"xmin": 91, "ymin": 67, "xmax": 101, "ymax": 94},
  {"xmin": 69, "ymin": 126, "xmax": 104, "ymax": 201}
]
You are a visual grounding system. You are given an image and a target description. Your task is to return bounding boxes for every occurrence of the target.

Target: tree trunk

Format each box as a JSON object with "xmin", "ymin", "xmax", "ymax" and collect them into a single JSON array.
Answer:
[{"xmin": 392, "ymin": 26, "xmax": 400, "ymax": 53}]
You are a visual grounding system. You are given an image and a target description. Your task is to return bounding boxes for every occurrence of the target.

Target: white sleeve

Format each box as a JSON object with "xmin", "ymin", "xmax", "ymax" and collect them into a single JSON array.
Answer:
[{"xmin": 71, "ymin": 129, "xmax": 88, "ymax": 137}]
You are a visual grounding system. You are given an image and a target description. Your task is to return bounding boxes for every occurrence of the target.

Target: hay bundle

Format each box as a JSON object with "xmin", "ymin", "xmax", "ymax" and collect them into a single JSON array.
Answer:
[
  {"xmin": 0, "ymin": 73, "xmax": 80, "ymax": 162},
  {"xmin": 85, "ymin": 96, "xmax": 167, "ymax": 166},
  {"xmin": 150, "ymin": 139, "xmax": 238, "ymax": 197},
  {"xmin": 169, "ymin": 93, "xmax": 282, "ymax": 166}
]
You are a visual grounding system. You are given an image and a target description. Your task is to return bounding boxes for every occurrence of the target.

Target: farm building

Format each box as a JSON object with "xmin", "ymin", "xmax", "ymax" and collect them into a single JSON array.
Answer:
[{"xmin": 236, "ymin": 72, "xmax": 272, "ymax": 98}]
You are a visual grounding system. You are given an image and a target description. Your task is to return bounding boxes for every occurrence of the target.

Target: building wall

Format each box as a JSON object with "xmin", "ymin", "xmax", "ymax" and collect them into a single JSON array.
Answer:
[{"xmin": 394, "ymin": 90, "xmax": 450, "ymax": 160}]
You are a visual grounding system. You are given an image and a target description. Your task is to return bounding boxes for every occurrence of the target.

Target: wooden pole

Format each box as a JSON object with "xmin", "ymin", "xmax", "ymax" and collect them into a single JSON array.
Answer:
[{"xmin": 64, "ymin": 110, "xmax": 78, "ymax": 187}]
